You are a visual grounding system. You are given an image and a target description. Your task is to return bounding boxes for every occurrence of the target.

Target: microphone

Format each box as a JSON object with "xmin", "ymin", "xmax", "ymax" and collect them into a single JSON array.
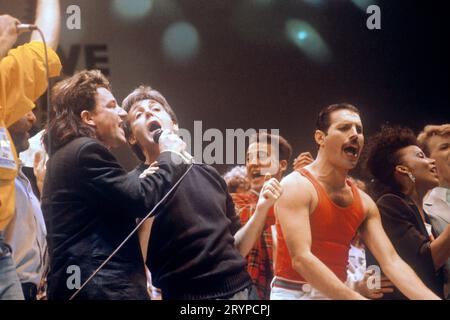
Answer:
[
  {"xmin": 16, "ymin": 24, "xmax": 38, "ymax": 34},
  {"xmin": 153, "ymin": 129, "xmax": 194, "ymax": 163},
  {"xmin": 152, "ymin": 129, "xmax": 163, "ymax": 144}
]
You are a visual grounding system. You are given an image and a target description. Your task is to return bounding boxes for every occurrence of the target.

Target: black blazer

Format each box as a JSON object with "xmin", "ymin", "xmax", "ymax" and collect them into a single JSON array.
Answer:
[
  {"xmin": 41, "ymin": 137, "xmax": 187, "ymax": 300},
  {"xmin": 366, "ymin": 192, "xmax": 445, "ymax": 299}
]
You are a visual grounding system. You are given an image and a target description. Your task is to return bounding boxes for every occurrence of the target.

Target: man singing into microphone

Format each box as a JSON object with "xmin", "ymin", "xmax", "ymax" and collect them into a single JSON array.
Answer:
[
  {"xmin": 122, "ymin": 85, "xmax": 282, "ymax": 299},
  {"xmin": 41, "ymin": 71, "xmax": 189, "ymax": 300}
]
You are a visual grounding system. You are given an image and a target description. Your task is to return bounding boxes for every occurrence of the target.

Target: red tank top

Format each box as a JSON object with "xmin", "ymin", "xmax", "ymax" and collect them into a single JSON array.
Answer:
[{"xmin": 275, "ymin": 168, "xmax": 365, "ymax": 283}]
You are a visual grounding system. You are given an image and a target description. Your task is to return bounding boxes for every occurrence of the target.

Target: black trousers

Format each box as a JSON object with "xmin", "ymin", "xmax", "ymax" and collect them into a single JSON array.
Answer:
[{"xmin": 21, "ymin": 282, "xmax": 37, "ymax": 300}]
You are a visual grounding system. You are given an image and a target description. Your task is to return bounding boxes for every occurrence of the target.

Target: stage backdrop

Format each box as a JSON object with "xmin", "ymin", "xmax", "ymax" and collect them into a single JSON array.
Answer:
[{"xmin": 2, "ymin": 0, "xmax": 449, "ymax": 176}]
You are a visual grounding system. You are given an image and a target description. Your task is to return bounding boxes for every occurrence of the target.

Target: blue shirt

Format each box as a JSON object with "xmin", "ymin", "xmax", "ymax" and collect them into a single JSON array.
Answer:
[{"xmin": 4, "ymin": 164, "xmax": 47, "ymax": 286}]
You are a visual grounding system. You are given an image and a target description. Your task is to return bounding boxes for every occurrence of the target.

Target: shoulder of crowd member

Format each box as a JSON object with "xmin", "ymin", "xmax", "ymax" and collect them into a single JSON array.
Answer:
[
  {"xmin": 280, "ymin": 171, "xmax": 314, "ymax": 195},
  {"xmin": 376, "ymin": 193, "xmax": 413, "ymax": 220},
  {"xmin": 46, "ymin": 138, "xmax": 109, "ymax": 181},
  {"xmin": 199, "ymin": 163, "xmax": 231, "ymax": 191},
  {"xmin": 201, "ymin": 163, "xmax": 221, "ymax": 176},
  {"xmin": 75, "ymin": 137, "xmax": 114, "ymax": 163},
  {"xmin": 278, "ymin": 171, "xmax": 314, "ymax": 211},
  {"xmin": 356, "ymin": 188, "xmax": 378, "ymax": 219}
]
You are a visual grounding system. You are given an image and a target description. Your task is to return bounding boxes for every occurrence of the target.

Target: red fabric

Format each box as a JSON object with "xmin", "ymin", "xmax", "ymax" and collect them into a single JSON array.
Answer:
[
  {"xmin": 231, "ymin": 192, "xmax": 275, "ymax": 300},
  {"xmin": 275, "ymin": 169, "xmax": 365, "ymax": 283}
]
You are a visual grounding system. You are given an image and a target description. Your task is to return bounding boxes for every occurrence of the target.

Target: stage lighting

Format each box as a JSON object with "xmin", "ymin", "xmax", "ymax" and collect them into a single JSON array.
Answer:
[
  {"xmin": 162, "ymin": 21, "xmax": 200, "ymax": 64},
  {"xmin": 351, "ymin": 0, "xmax": 377, "ymax": 11},
  {"xmin": 112, "ymin": 0, "xmax": 153, "ymax": 20},
  {"xmin": 286, "ymin": 19, "xmax": 331, "ymax": 63}
]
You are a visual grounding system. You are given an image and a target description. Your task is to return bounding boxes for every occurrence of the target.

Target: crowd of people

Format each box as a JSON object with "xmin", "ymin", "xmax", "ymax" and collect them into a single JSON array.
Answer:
[{"xmin": 1, "ymin": 0, "xmax": 449, "ymax": 300}]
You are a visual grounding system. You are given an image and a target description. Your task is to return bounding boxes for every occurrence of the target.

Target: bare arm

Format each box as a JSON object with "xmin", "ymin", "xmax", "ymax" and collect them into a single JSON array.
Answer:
[
  {"xmin": 234, "ymin": 177, "xmax": 281, "ymax": 257},
  {"xmin": 0, "ymin": 15, "xmax": 20, "ymax": 58},
  {"xmin": 429, "ymin": 224, "xmax": 450, "ymax": 269},
  {"xmin": 30, "ymin": 0, "xmax": 60, "ymax": 49},
  {"xmin": 359, "ymin": 192, "xmax": 440, "ymax": 300},
  {"xmin": 275, "ymin": 173, "xmax": 365, "ymax": 300}
]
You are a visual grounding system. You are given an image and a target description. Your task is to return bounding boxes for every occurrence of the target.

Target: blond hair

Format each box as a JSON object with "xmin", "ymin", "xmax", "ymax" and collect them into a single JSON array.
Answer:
[{"xmin": 417, "ymin": 124, "xmax": 450, "ymax": 156}]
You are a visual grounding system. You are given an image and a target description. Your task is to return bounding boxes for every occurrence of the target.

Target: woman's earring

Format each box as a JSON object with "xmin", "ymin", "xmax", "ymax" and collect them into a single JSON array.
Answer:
[{"xmin": 407, "ymin": 172, "xmax": 416, "ymax": 183}]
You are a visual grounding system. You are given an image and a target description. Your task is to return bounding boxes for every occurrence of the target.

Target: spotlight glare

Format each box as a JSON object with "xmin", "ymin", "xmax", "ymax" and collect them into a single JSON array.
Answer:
[
  {"xmin": 112, "ymin": 0, "xmax": 153, "ymax": 20},
  {"xmin": 286, "ymin": 19, "xmax": 331, "ymax": 63},
  {"xmin": 162, "ymin": 21, "xmax": 200, "ymax": 63},
  {"xmin": 351, "ymin": 0, "xmax": 377, "ymax": 11},
  {"xmin": 298, "ymin": 31, "xmax": 308, "ymax": 41}
]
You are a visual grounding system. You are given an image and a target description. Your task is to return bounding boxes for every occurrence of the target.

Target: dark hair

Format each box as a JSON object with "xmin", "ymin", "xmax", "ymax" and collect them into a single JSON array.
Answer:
[
  {"xmin": 316, "ymin": 103, "xmax": 360, "ymax": 133},
  {"xmin": 363, "ymin": 125, "xmax": 418, "ymax": 196},
  {"xmin": 122, "ymin": 86, "xmax": 178, "ymax": 161},
  {"xmin": 43, "ymin": 70, "xmax": 111, "ymax": 155},
  {"xmin": 122, "ymin": 85, "xmax": 177, "ymax": 121},
  {"xmin": 249, "ymin": 132, "xmax": 293, "ymax": 163}
]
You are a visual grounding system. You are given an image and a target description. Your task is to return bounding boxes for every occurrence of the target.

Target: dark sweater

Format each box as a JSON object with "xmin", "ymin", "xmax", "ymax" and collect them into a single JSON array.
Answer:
[
  {"xmin": 366, "ymin": 192, "xmax": 445, "ymax": 299},
  {"xmin": 42, "ymin": 138, "xmax": 187, "ymax": 300},
  {"xmin": 131, "ymin": 162, "xmax": 252, "ymax": 300}
]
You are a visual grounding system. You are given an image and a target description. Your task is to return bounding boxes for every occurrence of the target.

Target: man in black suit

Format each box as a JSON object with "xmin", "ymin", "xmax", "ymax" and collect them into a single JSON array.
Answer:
[{"xmin": 41, "ymin": 70, "xmax": 188, "ymax": 300}]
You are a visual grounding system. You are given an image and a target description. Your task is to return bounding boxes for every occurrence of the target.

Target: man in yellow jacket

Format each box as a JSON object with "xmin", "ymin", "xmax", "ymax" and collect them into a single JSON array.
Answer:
[{"xmin": 0, "ymin": 0, "xmax": 62, "ymax": 299}]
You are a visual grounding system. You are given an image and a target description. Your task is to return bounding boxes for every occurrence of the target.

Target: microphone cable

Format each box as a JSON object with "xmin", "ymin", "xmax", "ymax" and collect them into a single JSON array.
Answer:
[
  {"xmin": 13, "ymin": 23, "xmax": 52, "ymax": 299},
  {"xmin": 16, "ymin": 23, "xmax": 52, "ymax": 155},
  {"xmin": 69, "ymin": 161, "xmax": 194, "ymax": 300},
  {"xmin": 31, "ymin": 24, "xmax": 53, "ymax": 298},
  {"xmin": 36, "ymin": 27, "xmax": 52, "ymax": 157}
]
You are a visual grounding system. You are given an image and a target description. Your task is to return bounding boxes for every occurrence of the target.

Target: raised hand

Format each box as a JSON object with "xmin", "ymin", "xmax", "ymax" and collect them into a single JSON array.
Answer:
[{"xmin": 258, "ymin": 173, "xmax": 283, "ymax": 209}]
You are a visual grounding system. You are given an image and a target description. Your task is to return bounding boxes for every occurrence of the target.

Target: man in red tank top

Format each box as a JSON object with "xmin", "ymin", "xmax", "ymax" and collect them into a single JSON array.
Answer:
[{"xmin": 272, "ymin": 103, "xmax": 440, "ymax": 300}]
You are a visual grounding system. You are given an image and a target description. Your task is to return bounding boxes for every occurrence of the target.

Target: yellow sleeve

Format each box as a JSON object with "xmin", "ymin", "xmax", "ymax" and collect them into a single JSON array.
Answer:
[{"xmin": 0, "ymin": 41, "xmax": 62, "ymax": 127}]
